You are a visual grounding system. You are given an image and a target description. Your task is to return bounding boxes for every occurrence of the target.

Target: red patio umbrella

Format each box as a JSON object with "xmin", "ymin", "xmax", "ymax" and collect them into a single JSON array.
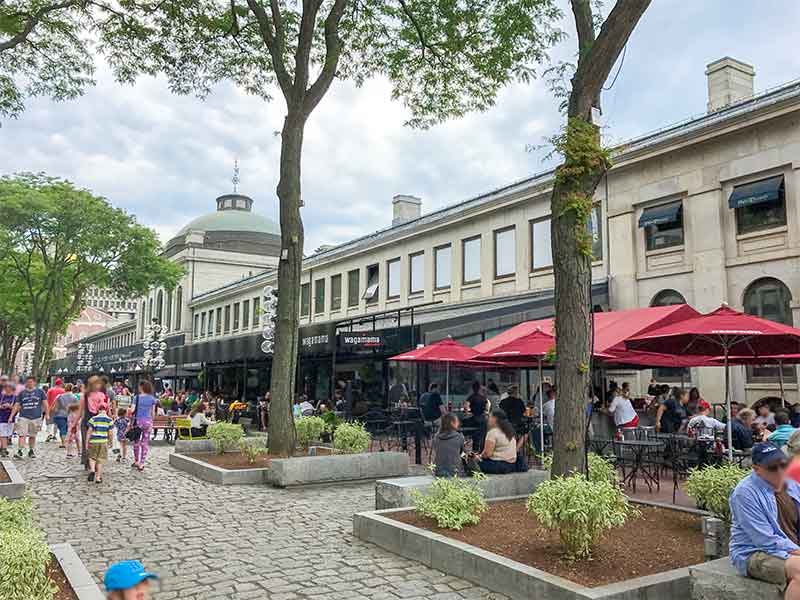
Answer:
[
  {"xmin": 709, "ymin": 354, "xmax": 800, "ymax": 407},
  {"xmin": 626, "ymin": 304, "xmax": 800, "ymax": 459},
  {"xmin": 389, "ymin": 338, "xmax": 479, "ymax": 405},
  {"xmin": 475, "ymin": 328, "xmax": 556, "ymax": 452}
]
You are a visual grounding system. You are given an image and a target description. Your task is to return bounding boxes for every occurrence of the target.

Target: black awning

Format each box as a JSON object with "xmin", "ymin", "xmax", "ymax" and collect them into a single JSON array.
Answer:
[
  {"xmin": 728, "ymin": 175, "xmax": 784, "ymax": 209},
  {"xmin": 639, "ymin": 202, "xmax": 682, "ymax": 228}
]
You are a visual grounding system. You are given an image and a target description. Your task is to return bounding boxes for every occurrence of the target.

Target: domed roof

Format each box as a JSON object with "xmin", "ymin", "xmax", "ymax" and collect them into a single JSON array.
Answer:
[{"xmin": 175, "ymin": 193, "xmax": 280, "ymax": 237}]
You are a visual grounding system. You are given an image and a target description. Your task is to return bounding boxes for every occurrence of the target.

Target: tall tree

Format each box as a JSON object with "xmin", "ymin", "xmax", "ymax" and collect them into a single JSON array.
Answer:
[
  {"xmin": 0, "ymin": 0, "xmax": 94, "ymax": 119},
  {"xmin": 0, "ymin": 173, "xmax": 184, "ymax": 378},
  {"xmin": 96, "ymin": 0, "xmax": 563, "ymax": 456},
  {"xmin": 0, "ymin": 258, "xmax": 33, "ymax": 374},
  {"xmin": 550, "ymin": 0, "xmax": 650, "ymax": 477}
]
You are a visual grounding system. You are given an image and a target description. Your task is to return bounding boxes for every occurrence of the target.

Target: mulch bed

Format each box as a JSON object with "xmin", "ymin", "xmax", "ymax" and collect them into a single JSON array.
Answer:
[
  {"xmin": 0, "ymin": 463, "xmax": 10, "ymax": 483},
  {"xmin": 48, "ymin": 557, "xmax": 79, "ymax": 600},
  {"xmin": 389, "ymin": 500, "xmax": 704, "ymax": 587},
  {"xmin": 188, "ymin": 452, "xmax": 272, "ymax": 470}
]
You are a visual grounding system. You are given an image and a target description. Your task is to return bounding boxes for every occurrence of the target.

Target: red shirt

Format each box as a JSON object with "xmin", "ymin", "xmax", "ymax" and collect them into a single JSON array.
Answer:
[
  {"xmin": 787, "ymin": 460, "xmax": 800, "ymax": 485},
  {"xmin": 47, "ymin": 386, "xmax": 64, "ymax": 410}
]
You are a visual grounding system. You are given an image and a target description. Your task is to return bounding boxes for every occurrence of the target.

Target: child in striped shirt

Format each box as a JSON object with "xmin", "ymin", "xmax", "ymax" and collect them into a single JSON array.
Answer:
[{"xmin": 87, "ymin": 404, "xmax": 113, "ymax": 483}]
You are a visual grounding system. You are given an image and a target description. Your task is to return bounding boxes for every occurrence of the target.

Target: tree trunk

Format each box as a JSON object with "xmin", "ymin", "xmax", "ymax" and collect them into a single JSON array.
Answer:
[{"xmin": 267, "ymin": 109, "xmax": 307, "ymax": 457}]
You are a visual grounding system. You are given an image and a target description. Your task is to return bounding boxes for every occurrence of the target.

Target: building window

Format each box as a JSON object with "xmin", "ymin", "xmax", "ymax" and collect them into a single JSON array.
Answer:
[
  {"xmin": 175, "ymin": 286, "xmax": 183, "ymax": 331},
  {"xmin": 207, "ymin": 310, "xmax": 214, "ymax": 337},
  {"xmin": 148, "ymin": 298, "xmax": 153, "ymax": 322},
  {"xmin": 640, "ymin": 201, "xmax": 684, "ymax": 251},
  {"xmin": 314, "ymin": 278, "xmax": 325, "ymax": 314},
  {"xmin": 331, "ymin": 275, "xmax": 342, "ymax": 311},
  {"xmin": 434, "ymin": 245, "xmax": 451, "ymax": 290},
  {"xmin": 215, "ymin": 308, "xmax": 222, "ymax": 335},
  {"xmin": 242, "ymin": 300, "xmax": 250, "ymax": 329},
  {"xmin": 348, "ymin": 270, "xmax": 360, "ymax": 307},
  {"xmin": 193, "ymin": 314, "xmax": 200, "ymax": 337},
  {"xmin": 301, "ymin": 283, "xmax": 310, "ymax": 316},
  {"xmin": 387, "ymin": 258, "xmax": 401, "ymax": 299},
  {"xmin": 253, "ymin": 297, "xmax": 260, "ymax": 326},
  {"xmin": 200, "ymin": 312, "xmax": 207, "ymax": 336},
  {"xmin": 224, "ymin": 305, "xmax": 231, "ymax": 333},
  {"xmin": 531, "ymin": 218, "xmax": 552, "ymax": 270},
  {"xmin": 588, "ymin": 204, "xmax": 603, "ymax": 260},
  {"xmin": 363, "ymin": 265, "xmax": 379, "ymax": 304},
  {"xmin": 165, "ymin": 291, "xmax": 173, "ymax": 331},
  {"xmin": 744, "ymin": 278, "xmax": 795, "ymax": 383},
  {"xmin": 493, "ymin": 227, "xmax": 515, "ymax": 279},
  {"xmin": 156, "ymin": 290, "xmax": 164, "ymax": 324},
  {"xmin": 233, "ymin": 303, "xmax": 240, "ymax": 331},
  {"xmin": 730, "ymin": 175, "xmax": 787, "ymax": 235},
  {"xmin": 409, "ymin": 252, "xmax": 424, "ymax": 295},
  {"xmin": 650, "ymin": 289, "xmax": 689, "ymax": 382},
  {"xmin": 462, "ymin": 236, "xmax": 481, "ymax": 284}
]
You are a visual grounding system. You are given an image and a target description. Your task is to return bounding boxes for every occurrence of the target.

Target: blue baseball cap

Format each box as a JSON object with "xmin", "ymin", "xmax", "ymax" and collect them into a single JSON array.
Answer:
[
  {"xmin": 752, "ymin": 442, "xmax": 788, "ymax": 466},
  {"xmin": 104, "ymin": 561, "xmax": 158, "ymax": 591}
]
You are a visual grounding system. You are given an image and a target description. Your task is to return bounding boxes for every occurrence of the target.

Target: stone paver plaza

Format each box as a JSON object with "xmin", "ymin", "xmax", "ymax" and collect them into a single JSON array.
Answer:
[{"xmin": 19, "ymin": 441, "xmax": 504, "ymax": 599}]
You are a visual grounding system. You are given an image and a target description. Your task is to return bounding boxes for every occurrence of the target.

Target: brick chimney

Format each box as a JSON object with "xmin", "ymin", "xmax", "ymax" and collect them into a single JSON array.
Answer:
[
  {"xmin": 392, "ymin": 194, "xmax": 422, "ymax": 226},
  {"xmin": 706, "ymin": 57, "xmax": 755, "ymax": 112}
]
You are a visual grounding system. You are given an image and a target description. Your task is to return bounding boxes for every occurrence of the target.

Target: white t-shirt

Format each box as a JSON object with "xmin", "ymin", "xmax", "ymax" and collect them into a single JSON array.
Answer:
[
  {"xmin": 542, "ymin": 399, "xmax": 556, "ymax": 429},
  {"xmin": 608, "ymin": 395, "xmax": 637, "ymax": 426},
  {"xmin": 299, "ymin": 401, "xmax": 315, "ymax": 416},
  {"xmin": 688, "ymin": 414, "xmax": 726, "ymax": 432}
]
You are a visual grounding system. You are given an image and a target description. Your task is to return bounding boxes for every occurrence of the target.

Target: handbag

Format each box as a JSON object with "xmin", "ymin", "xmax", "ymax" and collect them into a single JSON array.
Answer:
[{"xmin": 126, "ymin": 395, "xmax": 142, "ymax": 442}]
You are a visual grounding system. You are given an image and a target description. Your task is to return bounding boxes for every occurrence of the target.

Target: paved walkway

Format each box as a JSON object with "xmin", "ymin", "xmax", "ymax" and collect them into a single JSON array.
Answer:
[{"xmin": 17, "ymin": 440, "xmax": 504, "ymax": 600}]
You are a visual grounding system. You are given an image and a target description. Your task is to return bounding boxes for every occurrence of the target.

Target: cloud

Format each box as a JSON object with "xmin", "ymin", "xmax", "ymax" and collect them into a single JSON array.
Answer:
[{"xmin": 2, "ymin": 0, "xmax": 799, "ymax": 253}]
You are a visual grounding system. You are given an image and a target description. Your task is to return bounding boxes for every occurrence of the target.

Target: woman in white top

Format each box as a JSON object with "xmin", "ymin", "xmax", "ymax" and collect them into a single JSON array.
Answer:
[
  {"xmin": 476, "ymin": 410, "xmax": 518, "ymax": 475},
  {"xmin": 189, "ymin": 400, "xmax": 213, "ymax": 437},
  {"xmin": 606, "ymin": 388, "xmax": 639, "ymax": 429}
]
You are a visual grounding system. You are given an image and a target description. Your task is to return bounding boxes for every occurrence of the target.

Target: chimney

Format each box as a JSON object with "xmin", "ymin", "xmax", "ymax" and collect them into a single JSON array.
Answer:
[
  {"xmin": 392, "ymin": 194, "xmax": 422, "ymax": 226},
  {"xmin": 706, "ymin": 57, "xmax": 755, "ymax": 112}
]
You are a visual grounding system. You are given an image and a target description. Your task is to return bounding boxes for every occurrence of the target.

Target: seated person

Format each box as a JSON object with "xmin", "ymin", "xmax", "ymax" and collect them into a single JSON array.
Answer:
[
  {"xmin": 756, "ymin": 403, "xmax": 777, "ymax": 430},
  {"xmin": 299, "ymin": 396, "xmax": 315, "ymax": 416},
  {"xmin": 730, "ymin": 408, "xmax": 759, "ymax": 453},
  {"xmin": 189, "ymin": 401, "xmax": 213, "ymax": 437},
  {"xmin": 432, "ymin": 413, "xmax": 465, "ymax": 478},
  {"xmin": 687, "ymin": 400, "xmax": 726, "ymax": 438},
  {"xmin": 473, "ymin": 409, "xmax": 518, "ymax": 475},
  {"xmin": 729, "ymin": 443, "xmax": 800, "ymax": 598},
  {"xmin": 770, "ymin": 410, "xmax": 798, "ymax": 448}
]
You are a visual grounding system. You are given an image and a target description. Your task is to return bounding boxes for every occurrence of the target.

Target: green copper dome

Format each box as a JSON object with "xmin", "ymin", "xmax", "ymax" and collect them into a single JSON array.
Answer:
[{"xmin": 175, "ymin": 194, "xmax": 280, "ymax": 237}]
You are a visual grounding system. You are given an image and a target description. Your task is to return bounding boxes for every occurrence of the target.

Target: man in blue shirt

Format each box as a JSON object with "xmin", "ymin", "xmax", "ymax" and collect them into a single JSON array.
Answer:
[
  {"xmin": 729, "ymin": 442, "xmax": 800, "ymax": 598},
  {"xmin": 9, "ymin": 376, "xmax": 48, "ymax": 459}
]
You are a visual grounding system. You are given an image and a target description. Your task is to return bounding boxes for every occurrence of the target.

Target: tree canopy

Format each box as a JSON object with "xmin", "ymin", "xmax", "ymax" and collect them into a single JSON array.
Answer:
[{"xmin": 0, "ymin": 173, "xmax": 183, "ymax": 376}]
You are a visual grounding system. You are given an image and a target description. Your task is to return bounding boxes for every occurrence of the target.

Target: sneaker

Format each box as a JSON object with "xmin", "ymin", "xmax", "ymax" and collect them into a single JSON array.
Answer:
[
  {"xmin": 87, "ymin": 472, "xmax": 95, "ymax": 482},
  {"xmin": 15, "ymin": 449, "xmax": 22, "ymax": 458},
  {"xmin": 28, "ymin": 450, "xmax": 34, "ymax": 459},
  {"xmin": 58, "ymin": 444, "xmax": 65, "ymax": 449}
]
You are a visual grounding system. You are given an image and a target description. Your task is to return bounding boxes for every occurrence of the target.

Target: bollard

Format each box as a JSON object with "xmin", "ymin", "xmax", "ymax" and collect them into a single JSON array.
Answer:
[{"xmin": 702, "ymin": 516, "xmax": 727, "ymax": 560}]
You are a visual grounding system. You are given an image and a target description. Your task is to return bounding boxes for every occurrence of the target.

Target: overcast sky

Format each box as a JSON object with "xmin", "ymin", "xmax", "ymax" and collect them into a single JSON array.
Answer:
[{"xmin": 3, "ymin": 1, "xmax": 800, "ymax": 253}]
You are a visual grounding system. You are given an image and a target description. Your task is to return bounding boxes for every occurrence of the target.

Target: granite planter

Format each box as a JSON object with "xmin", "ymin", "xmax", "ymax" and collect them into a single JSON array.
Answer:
[
  {"xmin": 268, "ymin": 451, "xmax": 409, "ymax": 487},
  {"xmin": 51, "ymin": 543, "xmax": 104, "ymax": 600},
  {"xmin": 0, "ymin": 459, "xmax": 26, "ymax": 499},
  {"xmin": 169, "ymin": 452, "xmax": 270, "ymax": 485}
]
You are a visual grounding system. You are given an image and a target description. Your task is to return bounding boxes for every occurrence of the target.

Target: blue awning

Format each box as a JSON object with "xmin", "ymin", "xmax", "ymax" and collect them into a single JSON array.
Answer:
[
  {"xmin": 639, "ymin": 202, "xmax": 682, "ymax": 228},
  {"xmin": 728, "ymin": 175, "xmax": 784, "ymax": 209}
]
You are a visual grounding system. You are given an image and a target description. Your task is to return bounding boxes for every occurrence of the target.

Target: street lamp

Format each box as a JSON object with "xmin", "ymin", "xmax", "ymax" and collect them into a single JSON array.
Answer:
[
  {"xmin": 76, "ymin": 343, "xmax": 94, "ymax": 373},
  {"xmin": 260, "ymin": 285, "xmax": 278, "ymax": 355},
  {"xmin": 141, "ymin": 319, "xmax": 166, "ymax": 372}
]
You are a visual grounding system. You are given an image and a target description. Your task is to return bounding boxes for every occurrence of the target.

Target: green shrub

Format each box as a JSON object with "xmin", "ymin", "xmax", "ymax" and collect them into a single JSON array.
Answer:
[
  {"xmin": 295, "ymin": 416, "xmax": 327, "ymax": 447},
  {"xmin": 239, "ymin": 439, "xmax": 268, "ymax": 464},
  {"xmin": 686, "ymin": 464, "xmax": 748, "ymax": 523},
  {"xmin": 412, "ymin": 473, "xmax": 488, "ymax": 530},
  {"xmin": 527, "ymin": 475, "xmax": 637, "ymax": 559},
  {"xmin": 159, "ymin": 396, "xmax": 173, "ymax": 411},
  {"xmin": 541, "ymin": 452, "xmax": 618, "ymax": 484},
  {"xmin": 207, "ymin": 422, "xmax": 245, "ymax": 454},
  {"xmin": 320, "ymin": 411, "xmax": 342, "ymax": 432},
  {"xmin": 333, "ymin": 422, "xmax": 371, "ymax": 454},
  {"xmin": 0, "ymin": 497, "xmax": 56, "ymax": 600}
]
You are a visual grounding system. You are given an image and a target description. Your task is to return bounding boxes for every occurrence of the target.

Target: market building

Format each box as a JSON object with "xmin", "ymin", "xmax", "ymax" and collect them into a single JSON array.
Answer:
[{"xmin": 55, "ymin": 56, "xmax": 800, "ymax": 409}]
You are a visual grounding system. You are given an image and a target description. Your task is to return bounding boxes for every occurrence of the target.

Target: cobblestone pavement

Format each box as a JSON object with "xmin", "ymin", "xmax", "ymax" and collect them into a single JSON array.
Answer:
[{"xmin": 17, "ymin": 440, "xmax": 506, "ymax": 600}]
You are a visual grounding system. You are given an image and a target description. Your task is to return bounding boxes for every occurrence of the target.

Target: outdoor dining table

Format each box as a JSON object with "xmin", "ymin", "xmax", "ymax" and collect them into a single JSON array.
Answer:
[
  {"xmin": 614, "ymin": 439, "xmax": 663, "ymax": 494},
  {"xmin": 588, "ymin": 437, "xmax": 614, "ymax": 456}
]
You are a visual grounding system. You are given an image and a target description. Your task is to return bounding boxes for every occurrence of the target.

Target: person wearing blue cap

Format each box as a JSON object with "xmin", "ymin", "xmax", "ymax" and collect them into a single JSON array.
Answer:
[
  {"xmin": 103, "ymin": 560, "xmax": 158, "ymax": 599},
  {"xmin": 730, "ymin": 442, "xmax": 800, "ymax": 599}
]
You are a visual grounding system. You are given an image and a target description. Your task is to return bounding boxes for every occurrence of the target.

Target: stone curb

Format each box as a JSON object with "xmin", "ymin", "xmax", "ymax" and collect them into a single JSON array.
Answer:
[
  {"xmin": 0, "ymin": 459, "xmax": 26, "ymax": 499},
  {"xmin": 268, "ymin": 452, "xmax": 409, "ymax": 488},
  {"xmin": 51, "ymin": 543, "xmax": 104, "ymax": 600},
  {"xmin": 354, "ymin": 503, "xmax": 695, "ymax": 600},
  {"xmin": 168, "ymin": 452, "xmax": 269, "ymax": 485}
]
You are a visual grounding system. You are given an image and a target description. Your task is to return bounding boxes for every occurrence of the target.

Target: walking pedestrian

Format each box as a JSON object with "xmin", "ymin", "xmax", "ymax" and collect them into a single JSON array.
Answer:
[
  {"xmin": 81, "ymin": 376, "xmax": 109, "ymax": 466},
  {"xmin": 53, "ymin": 383, "xmax": 77, "ymax": 449},
  {"xmin": 86, "ymin": 402, "xmax": 113, "ymax": 483},
  {"xmin": 9, "ymin": 376, "xmax": 48, "ymax": 459},
  {"xmin": 103, "ymin": 560, "xmax": 158, "ymax": 600},
  {"xmin": 132, "ymin": 380, "xmax": 157, "ymax": 471},
  {"xmin": 45, "ymin": 378, "xmax": 65, "ymax": 442},
  {"xmin": 65, "ymin": 404, "xmax": 81, "ymax": 458},
  {"xmin": 114, "ymin": 408, "xmax": 130, "ymax": 463},
  {"xmin": 0, "ymin": 382, "xmax": 16, "ymax": 457}
]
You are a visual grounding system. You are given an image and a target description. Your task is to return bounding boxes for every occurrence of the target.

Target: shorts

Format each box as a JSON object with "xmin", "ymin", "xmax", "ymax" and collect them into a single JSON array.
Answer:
[
  {"xmin": 87, "ymin": 443, "xmax": 108, "ymax": 463},
  {"xmin": 747, "ymin": 552, "xmax": 787, "ymax": 586},
  {"xmin": 16, "ymin": 417, "xmax": 41, "ymax": 438},
  {"xmin": 0, "ymin": 423, "xmax": 12, "ymax": 438}
]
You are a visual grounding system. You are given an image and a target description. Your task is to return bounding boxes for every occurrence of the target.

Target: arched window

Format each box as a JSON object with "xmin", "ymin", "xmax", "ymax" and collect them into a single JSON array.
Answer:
[
  {"xmin": 139, "ymin": 300, "xmax": 146, "ymax": 339},
  {"xmin": 744, "ymin": 278, "xmax": 795, "ymax": 383},
  {"xmin": 175, "ymin": 286, "xmax": 183, "ymax": 331},
  {"xmin": 156, "ymin": 290, "xmax": 164, "ymax": 325},
  {"xmin": 165, "ymin": 290, "xmax": 173, "ymax": 332},
  {"xmin": 147, "ymin": 298, "xmax": 153, "ymax": 322},
  {"xmin": 651, "ymin": 289, "xmax": 686, "ymax": 307},
  {"xmin": 650, "ymin": 289, "xmax": 689, "ymax": 381}
]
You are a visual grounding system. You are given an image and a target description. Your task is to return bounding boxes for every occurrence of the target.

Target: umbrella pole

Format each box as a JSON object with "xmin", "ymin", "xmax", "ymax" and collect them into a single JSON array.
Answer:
[
  {"xmin": 446, "ymin": 362, "xmax": 450, "ymax": 409},
  {"xmin": 725, "ymin": 346, "xmax": 733, "ymax": 462},
  {"xmin": 779, "ymin": 359, "xmax": 786, "ymax": 408},
  {"xmin": 538, "ymin": 358, "xmax": 545, "ymax": 457}
]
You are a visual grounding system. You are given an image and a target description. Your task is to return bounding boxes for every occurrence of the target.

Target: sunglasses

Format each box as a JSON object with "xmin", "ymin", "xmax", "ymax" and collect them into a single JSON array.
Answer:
[{"xmin": 766, "ymin": 462, "xmax": 789, "ymax": 473}]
